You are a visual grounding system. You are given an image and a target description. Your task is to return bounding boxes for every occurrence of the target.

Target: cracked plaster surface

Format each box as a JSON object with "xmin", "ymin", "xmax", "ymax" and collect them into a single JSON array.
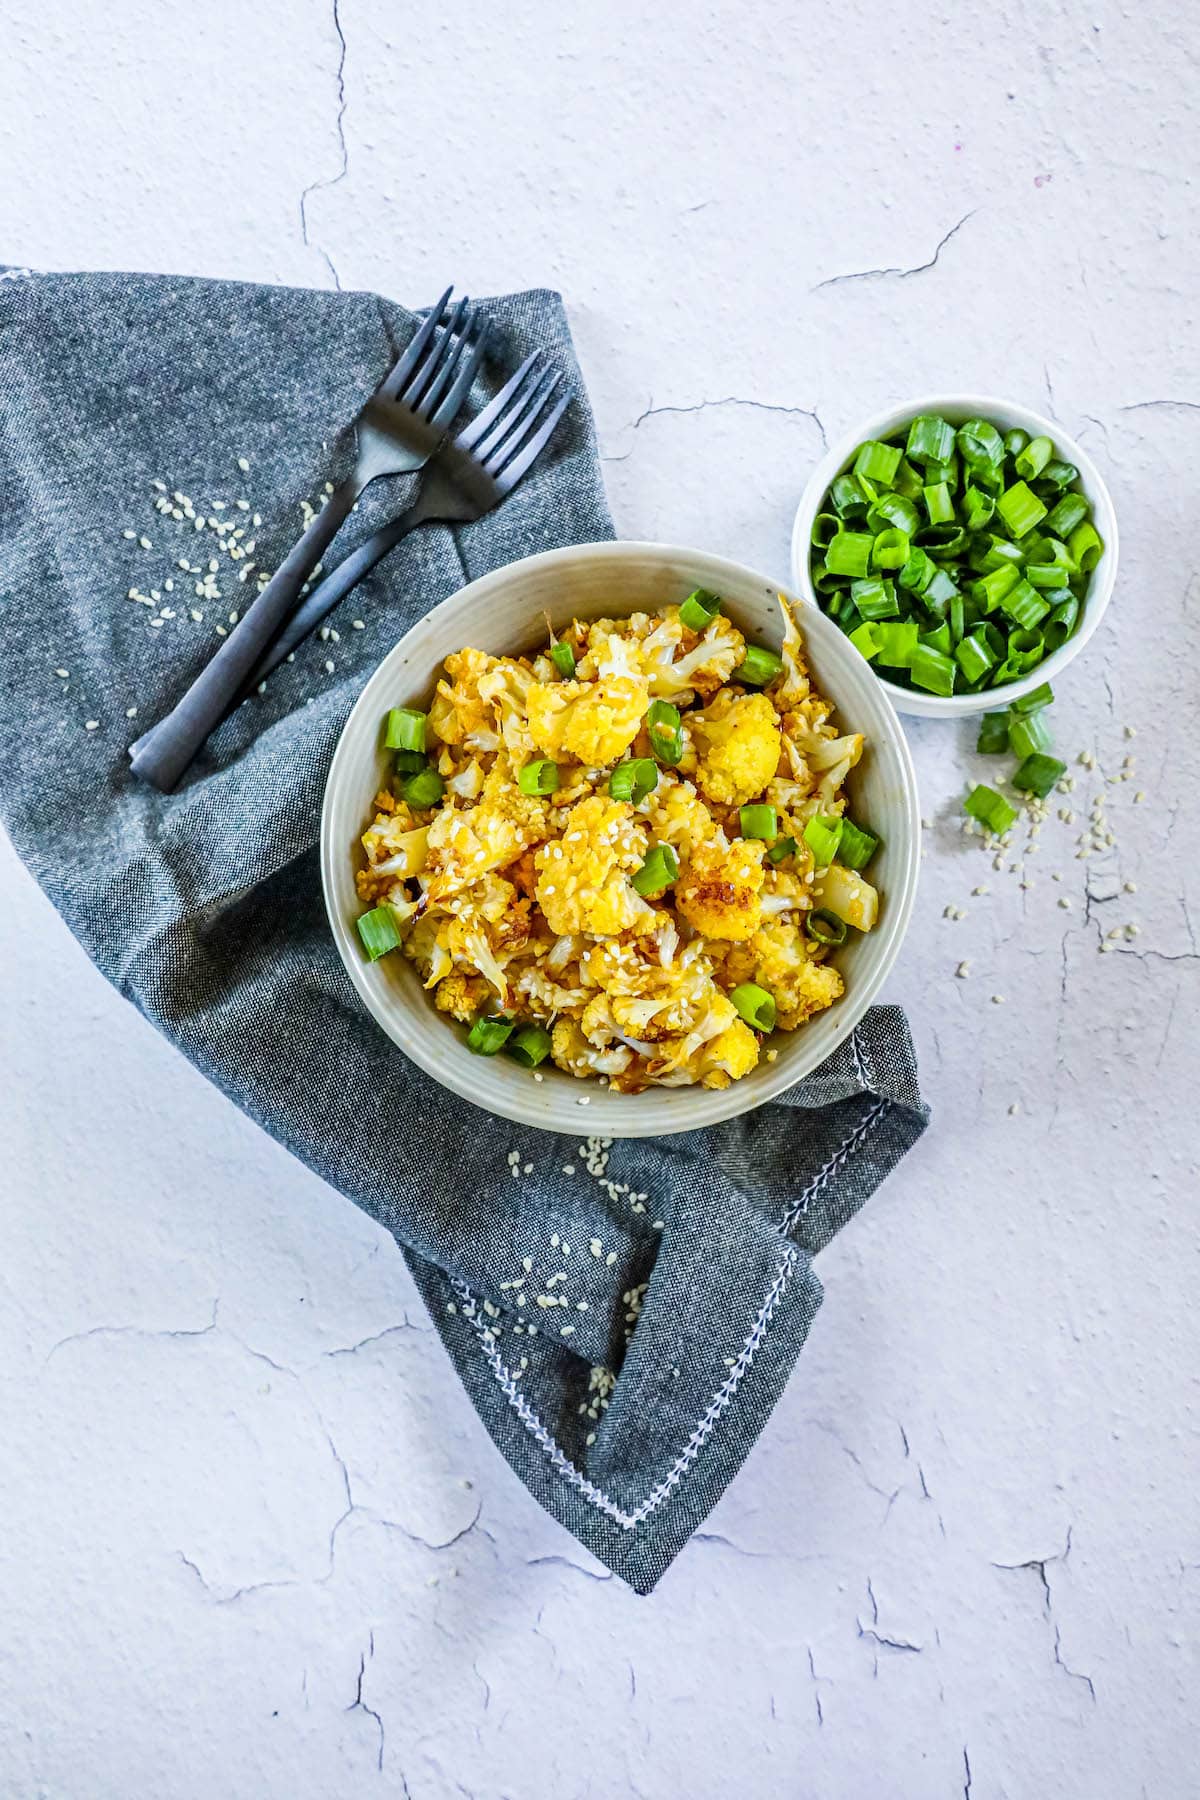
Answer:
[{"xmin": 1, "ymin": 0, "xmax": 1198, "ymax": 1795}]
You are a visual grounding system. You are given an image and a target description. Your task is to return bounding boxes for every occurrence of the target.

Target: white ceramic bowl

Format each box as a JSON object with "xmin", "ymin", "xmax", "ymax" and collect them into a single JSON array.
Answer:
[
  {"xmin": 321, "ymin": 542, "xmax": 920, "ymax": 1137},
  {"xmin": 790, "ymin": 394, "xmax": 1118, "ymax": 718}
]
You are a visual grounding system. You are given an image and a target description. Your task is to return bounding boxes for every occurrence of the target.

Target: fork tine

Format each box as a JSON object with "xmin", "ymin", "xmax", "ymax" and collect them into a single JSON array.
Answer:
[
  {"xmin": 454, "ymin": 351, "xmax": 543, "ymax": 452},
  {"xmin": 477, "ymin": 367, "xmax": 561, "ymax": 468},
  {"xmin": 379, "ymin": 285, "xmax": 452, "ymax": 399},
  {"xmin": 493, "ymin": 390, "xmax": 571, "ymax": 495},
  {"xmin": 430, "ymin": 316, "xmax": 491, "ymax": 431},
  {"xmin": 402, "ymin": 295, "xmax": 469, "ymax": 410},
  {"xmin": 417, "ymin": 303, "xmax": 480, "ymax": 420}
]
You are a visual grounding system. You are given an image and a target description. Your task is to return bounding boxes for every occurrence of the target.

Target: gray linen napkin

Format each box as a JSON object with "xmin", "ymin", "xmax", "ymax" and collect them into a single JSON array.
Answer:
[{"xmin": 0, "ymin": 267, "xmax": 928, "ymax": 1592}]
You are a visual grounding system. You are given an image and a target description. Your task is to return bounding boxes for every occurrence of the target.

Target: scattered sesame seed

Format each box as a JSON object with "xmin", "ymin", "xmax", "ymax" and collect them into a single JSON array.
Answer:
[
  {"xmin": 53, "ymin": 668, "xmax": 68, "ymax": 679},
  {"xmin": 1124, "ymin": 725, "xmax": 1136, "ymax": 738},
  {"xmin": 605, "ymin": 1252, "xmax": 617, "ymax": 1266},
  {"xmin": 324, "ymin": 659, "xmax": 335, "ymax": 674},
  {"xmin": 1008, "ymin": 1102, "xmax": 1020, "ymax": 1116},
  {"xmin": 1057, "ymin": 897, "xmax": 1071, "ymax": 910},
  {"xmin": 991, "ymin": 993, "xmax": 1005, "ymax": 1004},
  {"xmin": 955, "ymin": 961, "xmax": 970, "ymax": 979},
  {"xmin": 237, "ymin": 456, "xmax": 250, "ymax": 471},
  {"xmin": 972, "ymin": 885, "xmax": 988, "ymax": 897},
  {"xmin": 351, "ymin": 619, "xmax": 365, "ymax": 630},
  {"xmin": 138, "ymin": 535, "xmax": 152, "ymax": 550},
  {"xmin": 84, "ymin": 720, "xmax": 99, "ymax": 731},
  {"xmin": 1124, "ymin": 881, "xmax": 1137, "ymax": 894},
  {"xmin": 1134, "ymin": 791, "xmax": 1145, "ymax": 803}
]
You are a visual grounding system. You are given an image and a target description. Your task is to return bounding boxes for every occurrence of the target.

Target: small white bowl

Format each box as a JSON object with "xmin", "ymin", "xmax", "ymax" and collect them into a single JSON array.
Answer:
[
  {"xmin": 790, "ymin": 394, "xmax": 1118, "ymax": 718},
  {"xmin": 321, "ymin": 541, "xmax": 921, "ymax": 1137}
]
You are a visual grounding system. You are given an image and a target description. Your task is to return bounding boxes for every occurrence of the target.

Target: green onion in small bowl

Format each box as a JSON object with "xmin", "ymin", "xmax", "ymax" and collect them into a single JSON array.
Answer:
[{"xmin": 791, "ymin": 396, "xmax": 1118, "ymax": 718}]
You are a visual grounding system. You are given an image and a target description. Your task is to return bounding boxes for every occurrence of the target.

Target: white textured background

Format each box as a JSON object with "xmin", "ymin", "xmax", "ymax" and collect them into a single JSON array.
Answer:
[{"xmin": 2, "ymin": 2, "xmax": 1198, "ymax": 1795}]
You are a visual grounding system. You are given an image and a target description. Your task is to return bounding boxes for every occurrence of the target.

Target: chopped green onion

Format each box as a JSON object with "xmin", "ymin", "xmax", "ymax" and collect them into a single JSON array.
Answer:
[
  {"xmin": 874, "ymin": 620, "xmax": 920, "ymax": 667},
  {"xmin": 957, "ymin": 418, "xmax": 1005, "ymax": 474},
  {"xmin": 976, "ymin": 710, "xmax": 1010, "ymax": 753},
  {"xmin": 393, "ymin": 749, "xmax": 426, "ymax": 774},
  {"xmin": 356, "ymin": 905, "xmax": 403, "ymax": 961},
  {"xmin": 956, "ymin": 631, "xmax": 996, "ymax": 685},
  {"xmin": 384, "ymin": 707, "xmax": 426, "ymax": 753},
  {"xmin": 996, "ymin": 480, "xmax": 1048, "ymax": 539},
  {"xmin": 949, "ymin": 592, "xmax": 965, "ymax": 644},
  {"xmin": 609, "ymin": 758, "xmax": 658, "ymax": 804},
  {"xmin": 1037, "ymin": 458, "xmax": 1078, "ymax": 491},
  {"xmin": 519, "ymin": 758, "xmax": 559, "ymax": 796},
  {"xmin": 921, "ymin": 622, "xmax": 952, "ymax": 657},
  {"xmin": 1010, "ymin": 681, "xmax": 1054, "ymax": 715},
  {"xmin": 853, "ymin": 440, "xmax": 902, "ymax": 486},
  {"xmin": 679, "ymin": 587, "xmax": 721, "ymax": 632},
  {"xmin": 736, "ymin": 645, "xmax": 784, "ymax": 687},
  {"xmin": 923, "ymin": 481, "xmax": 955, "ymax": 526},
  {"xmin": 1043, "ymin": 597, "xmax": 1079, "ymax": 652},
  {"xmin": 962, "ymin": 484, "xmax": 995, "ymax": 530},
  {"xmin": 999, "ymin": 579, "xmax": 1051, "ymax": 631},
  {"xmin": 730, "ymin": 981, "xmax": 777, "ymax": 1031},
  {"xmin": 973, "ymin": 564, "xmax": 1020, "ymax": 612},
  {"xmin": 972, "ymin": 536, "xmax": 1025, "ymax": 575},
  {"xmin": 803, "ymin": 814, "xmax": 843, "ymax": 866},
  {"xmin": 1046, "ymin": 491, "xmax": 1089, "ymax": 537},
  {"xmin": 1014, "ymin": 434, "xmax": 1053, "ymax": 480},
  {"xmin": 837, "ymin": 818, "xmax": 880, "ymax": 870},
  {"xmin": 810, "ymin": 513, "xmax": 840, "ymax": 550},
  {"xmin": 766, "ymin": 835, "xmax": 798, "ymax": 866},
  {"xmin": 830, "ymin": 472, "xmax": 869, "ymax": 517},
  {"xmin": 804, "ymin": 909, "xmax": 848, "ymax": 948},
  {"xmin": 739, "ymin": 803, "xmax": 777, "ymax": 841},
  {"xmin": 899, "ymin": 547, "xmax": 937, "ymax": 594},
  {"xmin": 964, "ymin": 785, "xmax": 1018, "ymax": 834},
  {"xmin": 811, "ymin": 561, "xmax": 844, "ymax": 595},
  {"xmin": 871, "ymin": 527, "xmax": 910, "ymax": 570},
  {"xmin": 1068, "ymin": 520, "xmax": 1103, "ymax": 572},
  {"xmin": 848, "ymin": 621, "xmax": 881, "ymax": 660},
  {"xmin": 1009, "ymin": 710, "xmax": 1052, "ymax": 759},
  {"xmin": 851, "ymin": 576, "xmax": 900, "ymax": 620},
  {"xmin": 831, "ymin": 593, "xmax": 859, "ymax": 631},
  {"xmin": 923, "ymin": 566, "xmax": 960, "ymax": 606},
  {"xmin": 549, "ymin": 639, "xmax": 576, "ymax": 679},
  {"xmin": 402, "ymin": 767, "xmax": 445, "ymax": 808},
  {"xmin": 1008, "ymin": 627, "xmax": 1046, "ymax": 672},
  {"xmin": 868, "ymin": 492, "xmax": 921, "ymax": 536},
  {"xmin": 631, "ymin": 843, "xmax": 679, "ymax": 897},
  {"xmin": 1012, "ymin": 753, "xmax": 1067, "ymax": 797},
  {"xmin": 1003, "ymin": 427, "xmax": 1030, "ymax": 458},
  {"xmin": 909, "ymin": 642, "xmax": 957, "ymax": 696},
  {"xmin": 892, "ymin": 457, "xmax": 924, "ymax": 499},
  {"xmin": 825, "ymin": 531, "xmax": 874, "ymax": 578},
  {"xmin": 467, "ymin": 1016, "xmax": 514, "ymax": 1055},
  {"xmin": 647, "ymin": 699, "xmax": 683, "ymax": 765},
  {"xmin": 508, "ymin": 1024, "xmax": 553, "ymax": 1068},
  {"xmin": 906, "ymin": 414, "xmax": 956, "ymax": 466}
]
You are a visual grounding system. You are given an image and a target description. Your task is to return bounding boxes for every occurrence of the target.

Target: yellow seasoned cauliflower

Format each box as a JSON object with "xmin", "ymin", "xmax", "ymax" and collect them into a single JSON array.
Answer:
[
  {"xmin": 813, "ymin": 861, "xmax": 879, "ymax": 932},
  {"xmin": 711, "ymin": 918, "xmax": 844, "ymax": 1030},
  {"xmin": 675, "ymin": 835, "xmax": 765, "ymax": 941},
  {"xmin": 696, "ymin": 1018, "xmax": 760, "ymax": 1088},
  {"xmin": 527, "ymin": 672, "xmax": 649, "ymax": 767},
  {"xmin": 423, "ymin": 767, "xmax": 547, "ymax": 902},
  {"xmin": 534, "ymin": 795, "xmax": 655, "ymax": 937},
  {"xmin": 637, "ymin": 775, "xmax": 719, "ymax": 860},
  {"xmin": 641, "ymin": 612, "xmax": 747, "ymax": 700},
  {"xmin": 689, "ymin": 690, "xmax": 782, "ymax": 807},
  {"xmin": 551, "ymin": 1017, "xmax": 633, "ymax": 1080},
  {"xmin": 432, "ymin": 970, "xmax": 490, "ymax": 1021},
  {"xmin": 429, "ymin": 646, "xmax": 508, "ymax": 750}
]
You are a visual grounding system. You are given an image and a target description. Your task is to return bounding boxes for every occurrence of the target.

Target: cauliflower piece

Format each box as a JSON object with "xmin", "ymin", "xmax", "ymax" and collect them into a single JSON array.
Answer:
[
  {"xmin": 813, "ymin": 862, "xmax": 879, "ymax": 932},
  {"xmin": 423, "ymin": 768, "xmax": 547, "ymax": 902},
  {"xmin": 689, "ymin": 690, "xmax": 782, "ymax": 808},
  {"xmin": 713, "ymin": 918, "xmax": 845, "ymax": 1030},
  {"xmin": 526, "ymin": 672, "xmax": 649, "ymax": 767},
  {"xmin": 534, "ymin": 795, "xmax": 656, "ymax": 937},
  {"xmin": 637, "ymin": 774, "xmax": 719, "ymax": 860},
  {"xmin": 643, "ymin": 614, "xmax": 746, "ymax": 700},
  {"xmin": 696, "ymin": 1018, "xmax": 760, "ymax": 1088},
  {"xmin": 429, "ymin": 646, "xmax": 508, "ymax": 751},
  {"xmin": 433, "ymin": 971, "xmax": 489, "ymax": 1021},
  {"xmin": 675, "ymin": 835, "xmax": 765, "ymax": 941},
  {"xmin": 774, "ymin": 593, "xmax": 815, "ymax": 706},
  {"xmin": 551, "ymin": 1017, "xmax": 633, "ymax": 1080}
]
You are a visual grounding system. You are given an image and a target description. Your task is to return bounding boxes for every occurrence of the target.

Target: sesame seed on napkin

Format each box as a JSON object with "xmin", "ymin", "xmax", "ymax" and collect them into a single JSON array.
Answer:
[{"xmin": 0, "ymin": 267, "xmax": 928, "ymax": 1591}]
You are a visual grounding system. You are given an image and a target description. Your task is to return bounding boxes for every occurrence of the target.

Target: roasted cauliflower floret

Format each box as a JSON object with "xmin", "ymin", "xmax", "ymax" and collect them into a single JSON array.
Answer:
[
  {"xmin": 433, "ymin": 970, "xmax": 490, "ymax": 1022},
  {"xmin": 551, "ymin": 1017, "xmax": 633, "ymax": 1080},
  {"xmin": 534, "ymin": 795, "xmax": 656, "ymax": 937},
  {"xmin": 696, "ymin": 1018, "xmax": 760, "ymax": 1088},
  {"xmin": 813, "ymin": 861, "xmax": 879, "ymax": 932},
  {"xmin": 637, "ymin": 775, "xmax": 719, "ymax": 861},
  {"xmin": 429, "ymin": 646, "xmax": 507, "ymax": 750},
  {"xmin": 689, "ymin": 690, "xmax": 782, "ymax": 808},
  {"xmin": 423, "ymin": 765, "xmax": 548, "ymax": 902},
  {"xmin": 642, "ymin": 613, "xmax": 747, "ymax": 700},
  {"xmin": 710, "ymin": 918, "xmax": 845, "ymax": 1030},
  {"xmin": 675, "ymin": 835, "xmax": 765, "ymax": 941},
  {"xmin": 526, "ymin": 671, "xmax": 649, "ymax": 767}
]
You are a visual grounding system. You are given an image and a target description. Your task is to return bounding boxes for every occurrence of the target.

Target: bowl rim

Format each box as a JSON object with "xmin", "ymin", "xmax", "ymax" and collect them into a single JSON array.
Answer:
[
  {"xmin": 789, "ymin": 392, "xmax": 1119, "ymax": 718},
  {"xmin": 320, "ymin": 539, "xmax": 922, "ymax": 1136}
]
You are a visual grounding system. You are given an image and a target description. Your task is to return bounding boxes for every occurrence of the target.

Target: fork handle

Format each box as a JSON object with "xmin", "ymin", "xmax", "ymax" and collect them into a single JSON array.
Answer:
[
  {"xmin": 242, "ymin": 490, "xmax": 441, "ymax": 691},
  {"xmin": 129, "ymin": 473, "xmax": 363, "ymax": 791}
]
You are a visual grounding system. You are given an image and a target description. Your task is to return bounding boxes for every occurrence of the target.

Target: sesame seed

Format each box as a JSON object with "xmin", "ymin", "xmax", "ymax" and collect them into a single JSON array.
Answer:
[
  {"xmin": 955, "ymin": 962, "xmax": 970, "ymax": 979},
  {"xmin": 991, "ymin": 994, "xmax": 1005, "ymax": 1005},
  {"xmin": 1008, "ymin": 1102, "xmax": 1020, "ymax": 1116},
  {"xmin": 1057, "ymin": 897, "xmax": 1071, "ymax": 909},
  {"xmin": 237, "ymin": 456, "xmax": 250, "ymax": 471},
  {"xmin": 605, "ymin": 1252, "xmax": 617, "ymax": 1266},
  {"xmin": 324, "ymin": 659, "xmax": 335, "ymax": 674},
  {"xmin": 1124, "ymin": 881, "xmax": 1137, "ymax": 894},
  {"xmin": 53, "ymin": 668, "xmax": 69, "ymax": 679},
  {"xmin": 84, "ymin": 720, "xmax": 99, "ymax": 731},
  {"xmin": 138, "ymin": 535, "xmax": 152, "ymax": 550}
]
